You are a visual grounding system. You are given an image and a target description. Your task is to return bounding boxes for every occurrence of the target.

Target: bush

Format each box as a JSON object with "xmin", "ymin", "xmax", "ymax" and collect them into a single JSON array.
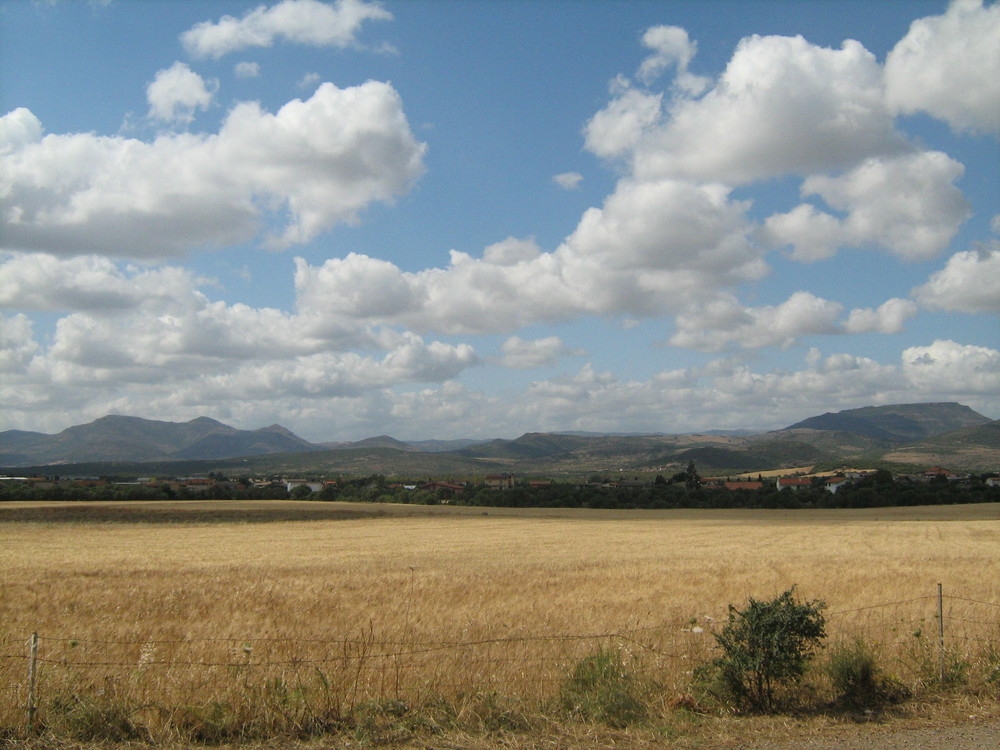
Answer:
[
  {"xmin": 701, "ymin": 588, "xmax": 826, "ymax": 713},
  {"xmin": 826, "ymin": 639, "xmax": 909, "ymax": 710},
  {"xmin": 560, "ymin": 648, "xmax": 647, "ymax": 727}
]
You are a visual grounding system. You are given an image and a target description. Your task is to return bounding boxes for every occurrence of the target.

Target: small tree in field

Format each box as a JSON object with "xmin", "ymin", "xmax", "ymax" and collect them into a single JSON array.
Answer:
[{"xmin": 705, "ymin": 588, "xmax": 826, "ymax": 712}]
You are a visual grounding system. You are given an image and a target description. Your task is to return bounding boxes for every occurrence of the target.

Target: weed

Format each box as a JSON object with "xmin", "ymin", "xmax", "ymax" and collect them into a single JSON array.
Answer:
[
  {"xmin": 465, "ymin": 691, "xmax": 529, "ymax": 733},
  {"xmin": 560, "ymin": 648, "xmax": 647, "ymax": 728},
  {"xmin": 45, "ymin": 690, "xmax": 145, "ymax": 742},
  {"xmin": 825, "ymin": 639, "xmax": 909, "ymax": 711}
]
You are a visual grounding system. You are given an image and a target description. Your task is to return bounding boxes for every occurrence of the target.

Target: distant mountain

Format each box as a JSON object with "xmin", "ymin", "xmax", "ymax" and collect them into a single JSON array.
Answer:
[
  {"xmin": 2, "ymin": 402, "xmax": 995, "ymax": 474},
  {"xmin": 348, "ymin": 435, "xmax": 418, "ymax": 452},
  {"xmin": 0, "ymin": 415, "xmax": 322, "ymax": 467},
  {"xmin": 403, "ymin": 438, "xmax": 489, "ymax": 453},
  {"xmin": 780, "ymin": 402, "xmax": 990, "ymax": 445}
]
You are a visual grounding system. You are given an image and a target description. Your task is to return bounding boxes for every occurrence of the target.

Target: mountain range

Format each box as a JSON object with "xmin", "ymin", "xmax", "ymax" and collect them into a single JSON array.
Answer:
[{"xmin": 1, "ymin": 402, "xmax": 996, "ymax": 475}]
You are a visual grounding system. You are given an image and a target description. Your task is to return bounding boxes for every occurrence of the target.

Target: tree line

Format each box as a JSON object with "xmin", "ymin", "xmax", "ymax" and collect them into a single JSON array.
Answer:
[{"xmin": 2, "ymin": 470, "xmax": 998, "ymax": 509}]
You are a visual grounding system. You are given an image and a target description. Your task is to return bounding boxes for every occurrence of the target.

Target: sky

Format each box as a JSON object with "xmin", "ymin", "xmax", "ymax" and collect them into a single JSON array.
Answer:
[{"xmin": 1, "ymin": 0, "xmax": 998, "ymax": 443}]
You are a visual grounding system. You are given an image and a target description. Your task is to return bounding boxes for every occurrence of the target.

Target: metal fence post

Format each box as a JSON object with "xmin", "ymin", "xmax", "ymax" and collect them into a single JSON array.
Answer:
[{"xmin": 26, "ymin": 632, "xmax": 38, "ymax": 734}]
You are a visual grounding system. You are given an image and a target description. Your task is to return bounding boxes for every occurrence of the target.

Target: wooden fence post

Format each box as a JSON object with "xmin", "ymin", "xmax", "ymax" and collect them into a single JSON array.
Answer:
[
  {"xmin": 26, "ymin": 632, "xmax": 38, "ymax": 734},
  {"xmin": 937, "ymin": 583, "xmax": 945, "ymax": 684}
]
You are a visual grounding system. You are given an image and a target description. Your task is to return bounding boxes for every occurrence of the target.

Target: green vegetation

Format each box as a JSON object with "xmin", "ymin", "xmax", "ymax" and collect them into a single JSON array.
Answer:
[
  {"xmin": 560, "ymin": 648, "xmax": 648, "ymax": 727},
  {"xmin": 3, "ymin": 466, "xmax": 999, "ymax": 511},
  {"xmin": 826, "ymin": 639, "xmax": 909, "ymax": 711},
  {"xmin": 697, "ymin": 589, "xmax": 826, "ymax": 713}
]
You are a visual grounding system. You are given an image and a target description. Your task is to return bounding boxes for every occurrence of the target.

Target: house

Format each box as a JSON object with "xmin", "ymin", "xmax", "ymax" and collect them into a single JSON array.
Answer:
[
  {"xmin": 985, "ymin": 477, "xmax": 1000, "ymax": 488},
  {"xmin": 824, "ymin": 476, "xmax": 850, "ymax": 493},
  {"xmin": 722, "ymin": 481, "xmax": 764, "ymax": 491},
  {"xmin": 179, "ymin": 477, "xmax": 216, "ymax": 494},
  {"xmin": 923, "ymin": 467, "xmax": 956, "ymax": 481},
  {"xmin": 485, "ymin": 473, "xmax": 515, "ymax": 490},
  {"xmin": 776, "ymin": 477, "xmax": 813, "ymax": 491}
]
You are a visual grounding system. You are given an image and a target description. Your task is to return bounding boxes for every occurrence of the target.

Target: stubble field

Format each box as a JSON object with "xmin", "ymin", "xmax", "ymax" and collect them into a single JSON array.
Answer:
[{"xmin": 2, "ymin": 500, "xmax": 999, "ymax": 746}]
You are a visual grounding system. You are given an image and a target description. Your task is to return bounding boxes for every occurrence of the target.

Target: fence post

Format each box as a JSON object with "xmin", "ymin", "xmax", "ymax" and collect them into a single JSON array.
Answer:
[
  {"xmin": 26, "ymin": 632, "xmax": 38, "ymax": 734},
  {"xmin": 937, "ymin": 583, "xmax": 945, "ymax": 684}
]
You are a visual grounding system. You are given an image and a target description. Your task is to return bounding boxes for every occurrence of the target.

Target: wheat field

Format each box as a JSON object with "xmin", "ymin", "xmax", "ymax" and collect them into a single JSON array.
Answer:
[{"xmin": 2, "ymin": 500, "xmax": 999, "ymax": 741}]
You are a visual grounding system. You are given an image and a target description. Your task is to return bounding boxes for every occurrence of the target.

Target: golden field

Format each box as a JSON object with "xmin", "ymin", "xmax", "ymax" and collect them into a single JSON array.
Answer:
[{"xmin": 1, "ymin": 500, "xmax": 999, "ymax": 744}]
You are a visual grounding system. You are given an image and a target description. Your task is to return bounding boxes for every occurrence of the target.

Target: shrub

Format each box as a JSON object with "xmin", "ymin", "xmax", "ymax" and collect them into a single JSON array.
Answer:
[
  {"xmin": 701, "ymin": 588, "xmax": 826, "ymax": 713},
  {"xmin": 826, "ymin": 639, "xmax": 909, "ymax": 710},
  {"xmin": 560, "ymin": 648, "xmax": 647, "ymax": 727}
]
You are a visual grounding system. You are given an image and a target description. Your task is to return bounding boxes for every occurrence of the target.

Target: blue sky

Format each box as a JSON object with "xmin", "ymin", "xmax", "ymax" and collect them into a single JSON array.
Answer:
[{"xmin": 1, "ymin": 0, "xmax": 998, "ymax": 442}]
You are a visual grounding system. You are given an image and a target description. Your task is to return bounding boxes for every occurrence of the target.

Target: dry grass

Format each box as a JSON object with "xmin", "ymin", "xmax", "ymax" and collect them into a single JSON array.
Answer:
[{"xmin": 1, "ymin": 500, "xmax": 998, "ymax": 745}]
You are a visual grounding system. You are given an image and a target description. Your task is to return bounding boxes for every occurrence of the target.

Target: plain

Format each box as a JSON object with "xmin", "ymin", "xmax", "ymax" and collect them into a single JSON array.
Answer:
[{"xmin": 2, "ymin": 500, "xmax": 999, "ymax": 745}]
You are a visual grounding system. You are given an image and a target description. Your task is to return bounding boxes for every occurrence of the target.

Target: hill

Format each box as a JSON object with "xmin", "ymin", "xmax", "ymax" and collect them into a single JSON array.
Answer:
[
  {"xmin": 781, "ymin": 402, "xmax": 990, "ymax": 445},
  {"xmin": 879, "ymin": 420, "xmax": 1000, "ymax": 472},
  {"xmin": 2, "ymin": 402, "xmax": 996, "ymax": 476},
  {"xmin": 0, "ymin": 415, "xmax": 322, "ymax": 466}
]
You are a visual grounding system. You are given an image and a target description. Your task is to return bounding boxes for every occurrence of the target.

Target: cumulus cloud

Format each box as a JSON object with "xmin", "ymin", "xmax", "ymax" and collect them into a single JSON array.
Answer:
[
  {"xmin": 800, "ymin": 151, "xmax": 969, "ymax": 262},
  {"xmin": 637, "ymin": 24, "xmax": 709, "ymax": 94},
  {"xmin": 902, "ymin": 339, "xmax": 1000, "ymax": 393},
  {"xmin": 0, "ymin": 265, "xmax": 479, "ymax": 436},
  {"xmin": 0, "ymin": 81, "xmax": 425, "ymax": 257},
  {"xmin": 584, "ymin": 80, "xmax": 662, "ymax": 160},
  {"xmin": 0, "ymin": 253, "xmax": 203, "ymax": 312},
  {"xmin": 760, "ymin": 203, "xmax": 844, "ymax": 262},
  {"xmin": 670, "ymin": 291, "xmax": 844, "ymax": 351},
  {"xmin": 294, "ymin": 178, "xmax": 766, "ymax": 334},
  {"xmin": 553, "ymin": 171, "xmax": 583, "ymax": 190},
  {"xmin": 844, "ymin": 298, "xmax": 918, "ymax": 334},
  {"xmin": 499, "ymin": 336, "xmax": 584, "ymax": 369},
  {"xmin": 0, "ymin": 107, "xmax": 42, "ymax": 155},
  {"xmin": 0, "ymin": 313, "xmax": 39, "ymax": 374},
  {"xmin": 912, "ymin": 242, "xmax": 1000, "ymax": 313},
  {"xmin": 885, "ymin": 0, "xmax": 1000, "ymax": 135},
  {"xmin": 146, "ymin": 62, "xmax": 217, "ymax": 124},
  {"xmin": 181, "ymin": 0, "xmax": 392, "ymax": 58},
  {"xmin": 609, "ymin": 34, "xmax": 902, "ymax": 184},
  {"xmin": 763, "ymin": 152, "xmax": 969, "ymax": 262}
]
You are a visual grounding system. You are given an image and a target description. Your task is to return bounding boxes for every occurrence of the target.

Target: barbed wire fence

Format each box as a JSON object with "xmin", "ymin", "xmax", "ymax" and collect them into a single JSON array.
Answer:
[{"xmin": 2, "ymin": 586, "xmax": 997, "ymax": 738}]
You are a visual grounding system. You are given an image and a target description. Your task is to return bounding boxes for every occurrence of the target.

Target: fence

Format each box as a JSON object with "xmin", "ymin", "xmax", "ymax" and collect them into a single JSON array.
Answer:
[{"xmin": 2, "ymin": 586, "xmax": 998, "ymax": 739}]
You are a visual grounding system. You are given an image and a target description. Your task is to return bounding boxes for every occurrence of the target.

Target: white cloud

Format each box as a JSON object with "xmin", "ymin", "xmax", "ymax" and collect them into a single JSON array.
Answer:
[
  {"xmin": 670, "ymin": 291, "xmax": 844, "ymax": 351},
  {"xmin": 885, "ymin": 0, "xmax": 1000, "ymax": 135},
  {"xmin": 234, "ymin": 61, "xmax": 260, "ymax": 78},
  {"xmin": 0, "ymin": 252, "xmax": 203, "ymax": 312},
  {"xmin": 0, "ymin": 313, "xmax": 39, "ymax": 374},
  {"xmin": 799, "ymin": 151, "xmax": 969, "ymax": 262},
  {"xmin": 553, "ymin": 171, "xmax": 583, "ymax": 190},
  {"xmin": 902, "ymin": 339, "xmax": 1000, "ymax": 393},
  {"xmin": 298, "ymin": 72, "xmax": 321, "ymax": 89},
  {"xmin": 844, "ymin": 298, "xmax": 918, "ymax": 334},
  {"xmin": 182, "ymin": 0, "xmax": 392, "ymax": 59},
  {"xmin": 146, "ymin": 62, "xmax": 216, "ymax": 125},
  {"xmin": 623, "ymin": 35, "xmax": 902, "ymax": 184},
  {"xmin": 0, "ymin": 81, "xmax": 425, "ymax": 258},
  {"xmin": 912, "ymin": 243, "xmax": 1000, "ymax": 313},
  {"xmin": 764, "ymin": 152, "xmax": 969, "ymax": 263},
  {"xmin": 637, "ymin": 25, "xmax": 709, "ymax": 94},
  {"xmin": 294, "ymin": 178, "xmax": 766, "ymax": 334},
  {"xmin": 583, "ymin": 81, "xmax": 662, "ymax": 160},
  {"xmin": 760, "ymin": 203, "xmax": 844, "ymax": 262},
  {"xmin": 499, "ymin": 336, "xmax": 584, "ymax": 369},
  {"xmin": 0, "ymin": 107, "xmax": 42, "ymax": 156}
]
